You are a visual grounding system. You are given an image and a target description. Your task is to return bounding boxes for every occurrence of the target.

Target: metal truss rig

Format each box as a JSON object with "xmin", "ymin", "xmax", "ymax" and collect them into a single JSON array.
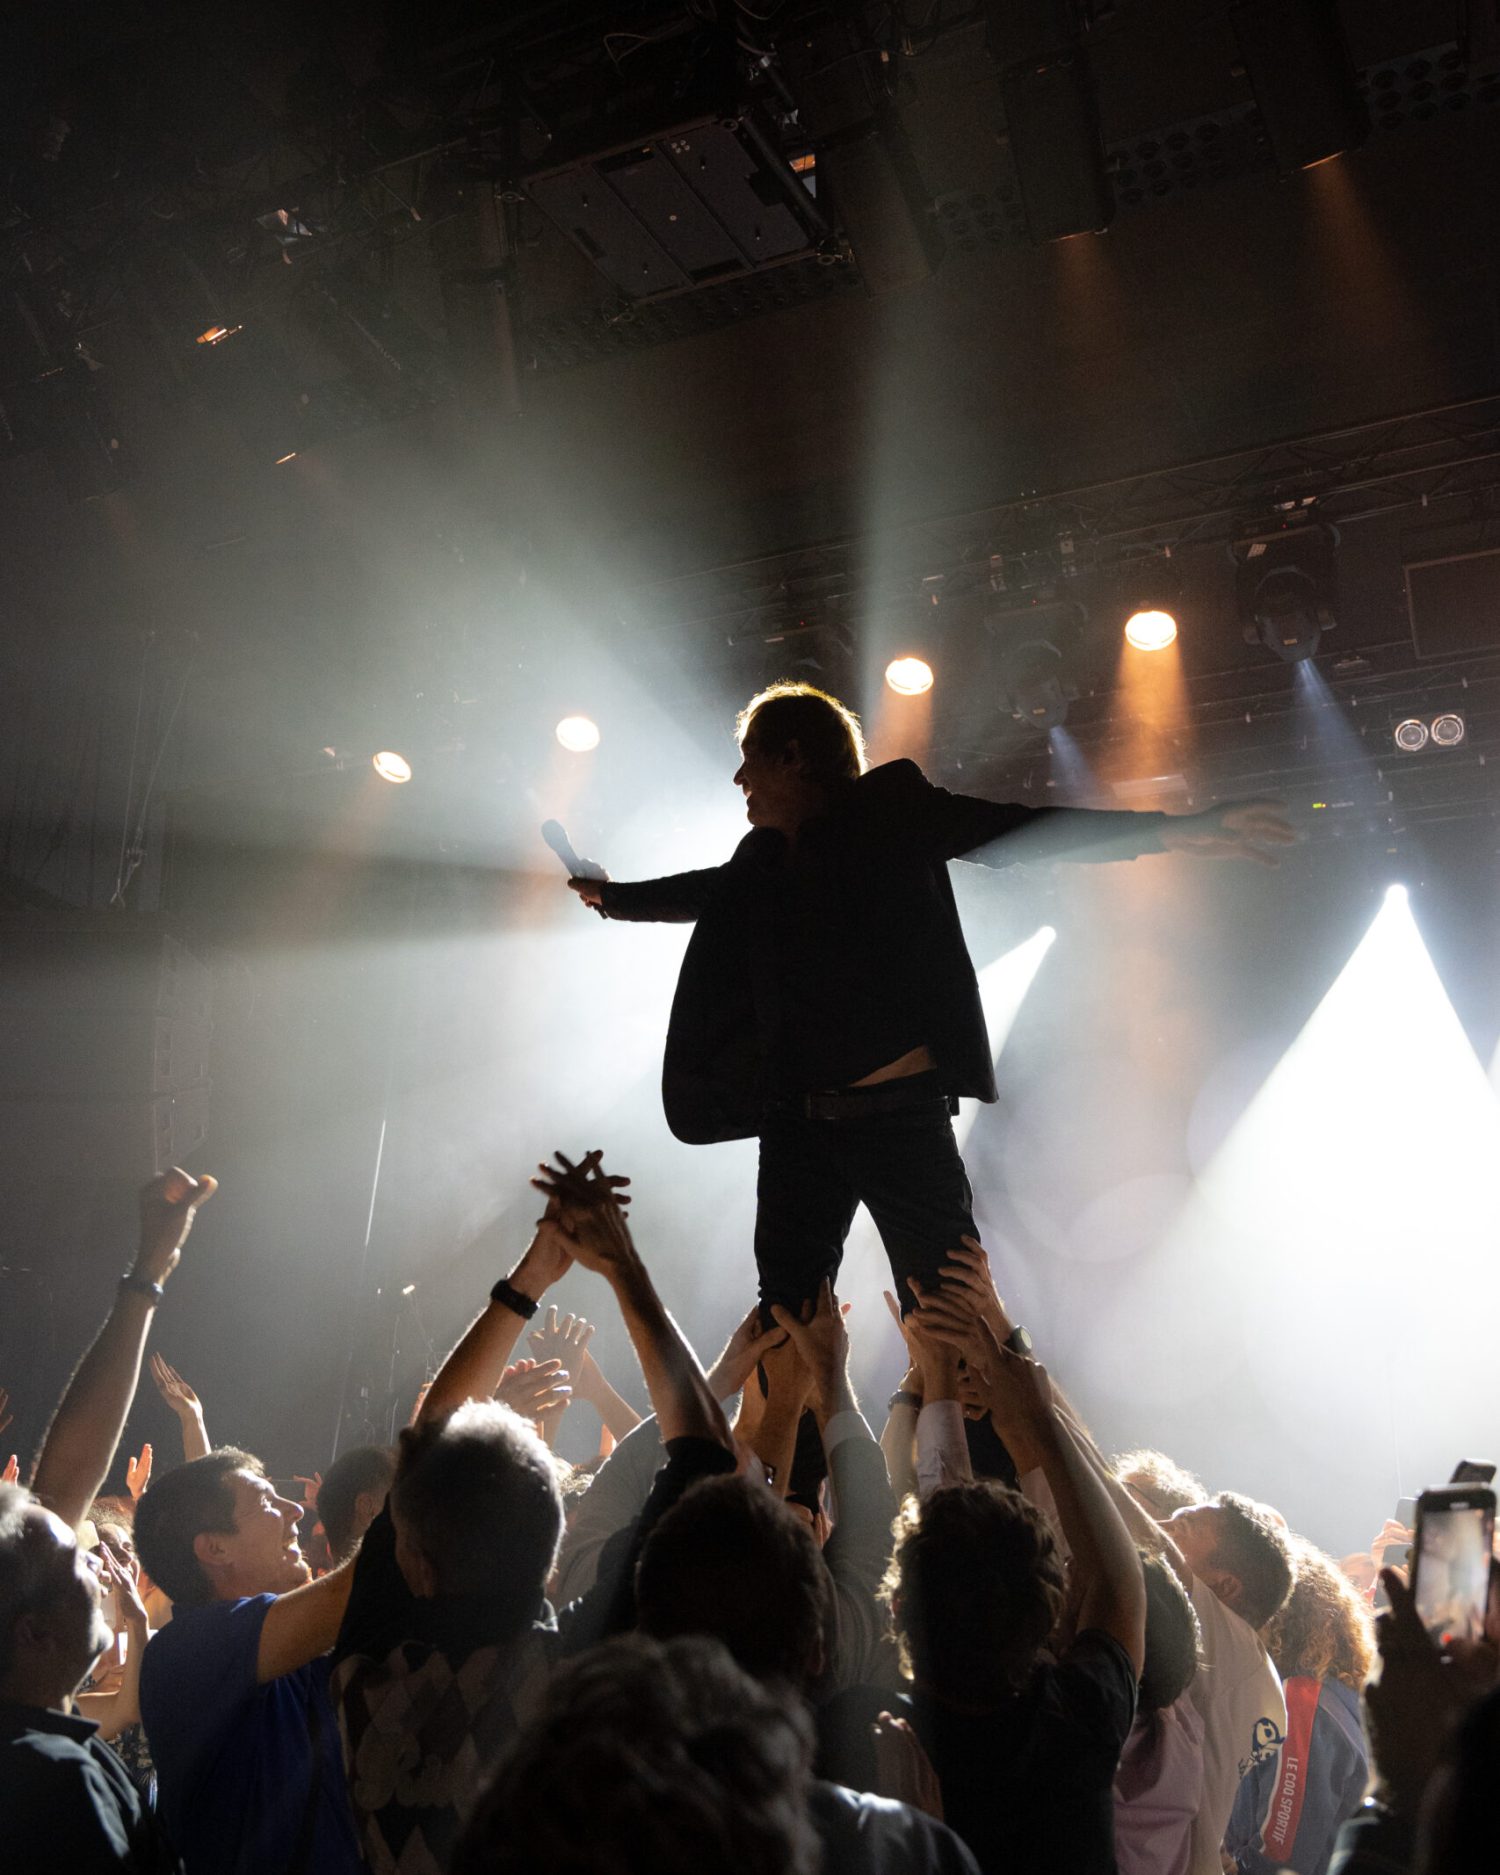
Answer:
[{"xmin": 625, "ymin": 392, "xmax": 1500, "ymax": 643}]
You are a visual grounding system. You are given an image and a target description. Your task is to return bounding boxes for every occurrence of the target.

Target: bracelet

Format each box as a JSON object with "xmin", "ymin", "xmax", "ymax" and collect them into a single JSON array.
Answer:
[
  {"xmin": 888, "ymin": 1388, "xmax": 923, "ymax": 1413},
  {"xmin": 119, "ymin": 1273, "xmax": 165, "ymax": 1306},
  {"xmin": 489, "ymin": 1276, "xmax": 539, "ymax": 1320}
]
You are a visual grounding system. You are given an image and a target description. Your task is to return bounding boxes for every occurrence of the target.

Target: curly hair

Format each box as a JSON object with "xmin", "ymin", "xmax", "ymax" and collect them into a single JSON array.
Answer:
[
  {"xmin": 452, "ymin": 1634, "xmax": 820, "ymax": 1875},
  {"xmin": 1113, "ymin": 1449, "xmax": 1207, "ymax": 1520},
  {"xmin": 1210, "ymin": 1493, "xmax": 1296, "ymax": 1631},
  {"xmin": 1261, "ymin": 1537, "xmax": 1374, "ymax": 1691},
  {"xmin": 881, "ymin": 1482, "xmax": 1066, "ymax": 1701},
  {"xmin": 736, "ymin": 683, "xmax": 868, "ymax": 784}
]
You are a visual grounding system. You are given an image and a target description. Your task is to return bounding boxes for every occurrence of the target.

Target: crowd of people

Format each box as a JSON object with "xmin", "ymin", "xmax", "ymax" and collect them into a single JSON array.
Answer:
[{"xmin": 2, "ymin": 1156, "xmax": 1494, "ymax": 1875}]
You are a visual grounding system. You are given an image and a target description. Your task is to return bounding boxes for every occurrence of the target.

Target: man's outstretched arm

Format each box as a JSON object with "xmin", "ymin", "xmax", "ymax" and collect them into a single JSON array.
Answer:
[
  {"xmin": 31, "ymin": 1169, "xmax": 216, "ymax": 1532},
  {"xmin": 569, "ymin": 864, "xmax": 726, "ymax": 923}
]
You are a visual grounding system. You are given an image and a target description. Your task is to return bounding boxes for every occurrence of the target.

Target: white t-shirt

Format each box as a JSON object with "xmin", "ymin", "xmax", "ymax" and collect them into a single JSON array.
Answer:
[{"xmin": 1186, "ymin": 1575, "xmax": 1287, "ymax": 1875}]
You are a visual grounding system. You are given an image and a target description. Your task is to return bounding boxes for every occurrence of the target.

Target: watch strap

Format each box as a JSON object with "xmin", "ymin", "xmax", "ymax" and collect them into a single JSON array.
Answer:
[
  {"xmin": 888, "ymin": 1388, "xmax": 924, "ymax": 1413},
  {"xmin": 489, "ymin": 1276, "xmax": 539, "ymax": 1320},
  {"xmin": 119, "ymin": 1273, "xmax": 165, "ymax": 1306}
]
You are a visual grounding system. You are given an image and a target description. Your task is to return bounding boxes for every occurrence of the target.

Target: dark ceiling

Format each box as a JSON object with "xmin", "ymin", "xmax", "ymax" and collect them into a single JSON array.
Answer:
[{"xmin": 3, "ymin": 0, "xmax": 1500, "ymax": 909}]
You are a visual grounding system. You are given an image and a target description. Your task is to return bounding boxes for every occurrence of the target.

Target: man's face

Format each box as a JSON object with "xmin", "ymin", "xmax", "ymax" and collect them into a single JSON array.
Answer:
[
  {"xmin": 732, "ymin": 731, "xmax": 807, "ymax": 833},
  {"xmin": 216, "ymin": 1472, "xmax": 312, "ymax": 1596},
  {"xmin": 18, "ymin": 1507, "xmax": 114, "ymax": 1693},
  {"xmin": 1165, "ymin": 1504, "xmax": 1223, "ymax": 1575}
]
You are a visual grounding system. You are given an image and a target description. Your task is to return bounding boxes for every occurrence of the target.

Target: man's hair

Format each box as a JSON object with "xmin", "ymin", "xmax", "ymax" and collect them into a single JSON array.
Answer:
[
  {"xmin": 1138, "ymin": 1551, "xmax": 1202, "ymax": 1714},
  {"xmin": 1262, "ymin": 1537, "xmax": 1373, "ymax": 1690},
  {"xmin": 736, "ymin": 682, "xmax": 867, "ymax": 785},
  {"xmin": 636, "ymin": 1475, "xmax": 831, "ymax": 1689},
  {"xmin": 0, "ymin": 1484, "xmax": 58, "ymax": 1681},
  {"xmin": 392, "ymin": 1402, "xmax": 561, "ymax": 1624},
  {"xmin": 1210, "ymin": 1492, "xmax": 1296, "ymax": 1630},
  {"xmin": 1114, "ymin": 1448, "xmax": 1207, "ymax": 1519},
  {"xmin": 317, "ymin": 1444, "xmax": 395, "ymax": 1562},
  {"xmin": 133, "ymin": 1448, "xmax": 263, "ymax": 1607},
  {"xmin": 452, "ymin": 1633, "xmax": 819, "ymax": 1875},
  {"xmin": 882, "ymin": 1482, "xmax": 1066, "ymax": 1701}
]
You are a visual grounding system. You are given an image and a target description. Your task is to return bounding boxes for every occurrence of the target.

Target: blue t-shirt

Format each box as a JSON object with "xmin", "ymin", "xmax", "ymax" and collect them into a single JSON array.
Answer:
[{"xmin": 140, "ymin": 1596, "xmax": 362, "ymax": 1875}]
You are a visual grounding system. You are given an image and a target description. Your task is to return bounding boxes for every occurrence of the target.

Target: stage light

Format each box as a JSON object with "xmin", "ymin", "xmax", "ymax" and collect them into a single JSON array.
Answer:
[
  {"xmin": 885, "ymin": 656, "xmax": 934, "ymax": 696},
  {"xmin": 556, "ymin": 716, "xmax": 600, "ymax": 753},
  {"xmin": 372, "ymin": 751, "xmax": 413, "ymax": 783},
  {"xmin": 1393, "ymin": 719, "xmax": 1429, "ymax": 754},
  {"xmin": 196, "ymin": 324, "xmax": 243, "ymax": 347},
  {"xmin": 1231, "ymin": 0, "xmax": 1368, "ymax": 174},
  {"xmin": 1431, "ymin": 712, "xmax": 1466, "ymax": 749},
  {"xmin": 1124, "ymin": 609, "xmax": 1177, "ymax": 652},
  {"xmin": 400, "ymin": 1282, "xmax": 417, "ymax": 1297},
  {"xmin": 275, "ymin": 451, "xmax": 298, "ymax": 465},
  {"xmin": 1236, "ymin": 523, "xmax": 1339, "ymax": 663}
]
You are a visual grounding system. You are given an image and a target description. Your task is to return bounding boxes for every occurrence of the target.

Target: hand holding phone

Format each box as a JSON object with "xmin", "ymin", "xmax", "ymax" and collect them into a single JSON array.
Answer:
[{"xmin": 1411, "ymin": 1485, "xmax": 1496, "ymax": 1649}]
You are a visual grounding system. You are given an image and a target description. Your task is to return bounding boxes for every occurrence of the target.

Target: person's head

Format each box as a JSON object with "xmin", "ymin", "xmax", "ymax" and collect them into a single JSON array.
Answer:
[
  {"xmin": 87, "ymin": 1497, "xmax": 137, "ymax": 1573},
  {"xmin": 636, "ymin": 1475, "xmax": 830, "ymax": 1689},
  {"xmin": 452, "ymin": 1633, "xmax": 820, "ymax": 1875},
  {"xmin": 1262, "ymin": 1538, "xmax": 1374, "ymax": 1691},
  {"xmin": 883, "ymin": 1482, "xmax": 1066, "ymax": 1704},
  {"xmin": 1138, "ymin": 1551, "xmax": 1202, "ymax": 1715},
  {"xmin": 316, "ymin": 1444, "xmax": 396, "ymax": 1563},
  {"xmin": 1340, "ymin": 1551, "xmax": 1378, "ymax": 1597},
  {"xmin": 1114, "ymin": 1448, "xmax": 1208, "ymax": 1521},
  {"xmin": 0, "ymin": 1483, "xmax": 113, "ymax": 1704},
  {"xmin": 1167, "ymin": 1492, "xmax": 1295, "ymax": 1629},
  {"xmin": 133, "ymin": 1448, "xmax": 309, "ymax": 1607},
  {"xmin": 390, "ymin": 1402, "xmax": 561, "ymax": 1630},
  {"xmin": 733, "ymin": 683, "xmax": 867, "ymax": 833}
]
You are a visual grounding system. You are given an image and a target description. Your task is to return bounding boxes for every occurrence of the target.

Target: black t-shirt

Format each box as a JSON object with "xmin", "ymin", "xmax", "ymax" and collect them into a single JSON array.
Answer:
[
  {"xmin": 1, "ymin": 1698, "xmax": 182, "ymax": 1875},
  {"xmin": 820, "ymin": 1631, "xmax": 1138, "ymax": 1875}
]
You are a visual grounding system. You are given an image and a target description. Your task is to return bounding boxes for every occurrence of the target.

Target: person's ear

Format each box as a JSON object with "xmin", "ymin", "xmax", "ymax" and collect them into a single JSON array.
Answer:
[
  {"xmin": 780, "ymin": 737, "xmax": 805, "ymax": 772},
  {"xmin": 193, "ymin": 1528, "xmax": 233, "ymax": 1576},
  {"xmin": 1204, "ymin": 1565, "xmax": 1245, "ymax": 1613}
]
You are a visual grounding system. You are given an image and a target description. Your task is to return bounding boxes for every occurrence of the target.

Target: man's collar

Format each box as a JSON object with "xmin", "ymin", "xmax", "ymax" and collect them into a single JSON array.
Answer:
[{"xmin": 0, "ymin": 1695, "xmax": 100, "ymax": 1744}]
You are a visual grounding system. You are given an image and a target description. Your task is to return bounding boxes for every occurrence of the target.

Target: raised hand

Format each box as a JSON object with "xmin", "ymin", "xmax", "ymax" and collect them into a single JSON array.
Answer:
[
  {"xmin": 2, "ymin": 1454, "xmax": 17, "ymax": 1484},
  {"xmin": 293, "ymin": 1472, "xmax": 323, "ymax": 1513},
  {"xmin": 769, "ymin": 1279, "xmax": 856, "ymax": 1422},
  {"xmin": 531, "ymin": 1151, "xmax": 635, "ymax": 1276},
  {"xmin": 1160, "ymin": 800, "xmax": 1297, "ymax": 866},
  {"xmin": 528, "ymin": 1307, "xmax": 595, "ymax": 1382},
  {"xmin": 134, "ymin": 1167, "xmax": 218, "ymax": 1287},
  {"xmin": 934, "ymin": 1237, "xmax": 1014, "ymax": 1343},
  {"xmin": 910, "ymin": 1286, "xmax": 1053, "ymax": 1439},
  {"xmin": 494, "ymin": 1358, "xmax": 572, "ymax": 1429},
  {"xmin": 149, "ymin": 1353, "xmax": 201, "ymax": 1420},
  {"xmin": 100, "ymin": 1546, "xmax": 150, "ymax": 1643},
  {"xmin": 125, "ymin": 1442, "xmax": 153, "ymax": 1501},
  {"xmin": 705, "ymin": 1305, "xmax": 789, "ymax": 1402}
]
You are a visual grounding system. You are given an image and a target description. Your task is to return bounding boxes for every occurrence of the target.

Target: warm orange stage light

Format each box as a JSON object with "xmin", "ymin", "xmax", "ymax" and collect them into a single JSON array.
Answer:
[
  {"xmin": 1124, "ymin": 610, "xmax": 1178, "ymax": 652},
  {"xmin": 885, "ymin": 656, "xmax": 934, "ymax": 696}
]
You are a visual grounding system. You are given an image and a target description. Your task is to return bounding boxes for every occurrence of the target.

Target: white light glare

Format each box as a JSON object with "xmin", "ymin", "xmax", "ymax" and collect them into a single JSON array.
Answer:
[
  {"xmin": 885, "ymin": 656, "xmax": 934, "ymax": 696},
  {"xmin": 556, "ymin": 716, "xmax": 601, "ymax": 753},
  {"xmin": 1394, "ymin": 718, "xmax": 1429, "ymax": 753},
  {"xmin": 953, "ymin": 926, "xmax": 1058, "ymax": 1149},
  {"xmin": 372, "ymin": 750, "xmax": 413, "ymax": 784},
  {"xmin": 1124, "ymin": 609, "xmax": 1178, "ymax": 652}
]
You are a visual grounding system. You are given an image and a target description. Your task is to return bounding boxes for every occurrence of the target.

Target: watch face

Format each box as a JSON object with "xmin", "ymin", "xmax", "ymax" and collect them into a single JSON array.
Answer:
[{"xmin": 1008, "ymin": 1326, "xmax": 1034, "ymax": 1356}]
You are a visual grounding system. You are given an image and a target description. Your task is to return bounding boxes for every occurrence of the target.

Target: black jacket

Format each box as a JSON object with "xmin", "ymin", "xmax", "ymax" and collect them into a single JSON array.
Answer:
[{"xmin": 600, "ymin": 759, "xmax": 1166, "ymax": 1144}]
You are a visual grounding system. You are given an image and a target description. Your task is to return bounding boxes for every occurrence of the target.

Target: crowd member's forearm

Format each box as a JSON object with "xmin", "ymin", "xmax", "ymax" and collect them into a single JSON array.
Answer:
[
  {"xmin": 588, "ymin": 1376, "xmax": 642, "ymax": 1441},
  {"xmin": 419, "ymin": 1250, "xmax": 556, "ymax": 1425},
  {"xmin": 609, "ymin": 1261, "xmax": 728, "ymax": 1448},
  {"xmin": 753, "ymin": 1395, "xmax": 806, "ymax": 1498},
  {"xmin": 31, "ymin": 1294, "xmax": 157, "ymax": 1531},
  {"xmin": 880, "ymin": 1406, "xmax": 919, "ymax": 1500},
  {"xmin": 176, "ymin": 1408, "xmax": 211, "ymax": 1464},
  {"xmin": 1031, "ymin": 1413, "xmax": 1147, "ymax": 1672}
]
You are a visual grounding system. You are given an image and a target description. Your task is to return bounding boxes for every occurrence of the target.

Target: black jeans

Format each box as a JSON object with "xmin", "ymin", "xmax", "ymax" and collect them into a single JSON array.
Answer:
[{"xmin": 754, "ymin": 1072, "xmax": 977, "ymax": 1312}]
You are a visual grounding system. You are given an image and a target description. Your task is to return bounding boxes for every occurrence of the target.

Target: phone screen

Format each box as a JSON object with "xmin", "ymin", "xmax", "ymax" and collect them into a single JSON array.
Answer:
[{"xmin": 1413, "ymin": 1491, "xmax": 1495, "ymax": 1647}]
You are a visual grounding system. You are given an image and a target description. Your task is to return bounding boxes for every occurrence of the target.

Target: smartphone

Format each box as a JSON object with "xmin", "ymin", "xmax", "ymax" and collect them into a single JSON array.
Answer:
[
  {"xmin": 1450, "ymin": 1460, "xmax": 1497, "ymax": 1487},
  {"xmin": 1411, "ymin": 1485, "xmax": 1495, "ymax": 1648}
]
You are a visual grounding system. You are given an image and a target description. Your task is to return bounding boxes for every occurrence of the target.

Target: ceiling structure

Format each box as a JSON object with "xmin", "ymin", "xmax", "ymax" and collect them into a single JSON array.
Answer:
[{"xmin": 3, "ymin": 0, "xmax": 1500, "ymax": 902}]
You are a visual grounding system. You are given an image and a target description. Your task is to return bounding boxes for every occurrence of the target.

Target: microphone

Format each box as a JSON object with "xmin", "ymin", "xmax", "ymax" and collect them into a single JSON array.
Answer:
[{"xmin": 540, "ymin": 819, "xmax": 605, "ymax": 881}]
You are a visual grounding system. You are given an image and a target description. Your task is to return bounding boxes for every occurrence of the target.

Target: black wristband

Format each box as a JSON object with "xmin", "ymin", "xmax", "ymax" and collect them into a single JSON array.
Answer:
[
  {"xmin": 489, "ymin": 1276, "xmax": 539, "ymax": 1320},
  {"xmin": 120, "ymin": 1273, "xmax": 165, "ymax": 1306},
  {"xmin": 888, "ymin": 1388, "xmax": 923, "ymax": 1414}
]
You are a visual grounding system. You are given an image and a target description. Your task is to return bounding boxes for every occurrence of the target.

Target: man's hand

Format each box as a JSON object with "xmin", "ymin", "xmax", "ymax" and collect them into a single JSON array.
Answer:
[
  {"xmin": 100, "ymin": 1548, "xmax": 150, "ymax": 1644},
  {"xmin": 933, "ymin": 1238, "xmax": 1014, "ymax": 1344},
  {"xmin": 528, "ymin": 1307, "xmax": 595, "ymax": 1388},
  {"xmin": 1159, "ymin": 800, "xmax": 1297, "ymax": 866},
  {"xmin": 149, "ymin": 1354, "xmax": 202, "ymax": 1422},
  {"xmin": 769, "ymin": 1279, "xmax": 856, "ymax": 1423},
  {"xmin": 882, "ymin": 1291, "xmax": 924, "ymax": 1400},
  {"xmin": 910, "ymin": 1287, "xmax": 1054, "ymax": 1446},
  {"xmin": 705, "ymin": 1306, "xmax": 789, "ymax": 1402},
  {"xmin": 2, "ymin": 1454, "xmax": 17, "ymax": 1484},
  {"xmin": 132, "ymin": 1168, "xmax": 218, "ymax": 1287},
  {"xmin": 531, "ymin": 1151, "xmax": 636, "ymax": 1279},
  {"xmin": 125, "ymin": 1442, "xmax": 153, "ymax": 1501},
  {"xmin": 568, "ymin": 877, "xmax": 608, "ymax": 910},
  {"xmin": 494, "ymin": 1357, "xmax": 572, "ymax": 1427}
]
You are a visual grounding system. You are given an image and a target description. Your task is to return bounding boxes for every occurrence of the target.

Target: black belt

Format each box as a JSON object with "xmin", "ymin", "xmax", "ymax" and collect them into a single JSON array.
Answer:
[{"xmin": 790, "ymin": 1075, "xmax": 957, "ymax": 1123}]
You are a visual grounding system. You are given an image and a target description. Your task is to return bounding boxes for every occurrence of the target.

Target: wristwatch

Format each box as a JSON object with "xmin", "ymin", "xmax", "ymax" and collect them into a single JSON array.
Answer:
[
  {"xmin": 888, "ymin": 1388, "xmax": 923, "ymax": 1413},
  {"xmin": 1003, "ymin": 1324, "xmax": 1034, "ymax": 1356},
  {"xmin": 119, "ymin": 1273, "xmax": 165, "ymax": 1305}
]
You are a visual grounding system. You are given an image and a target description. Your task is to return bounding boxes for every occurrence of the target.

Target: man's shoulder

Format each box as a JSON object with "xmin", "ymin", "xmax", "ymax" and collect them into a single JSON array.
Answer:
[
  {"xmin": 1, "ymin": 1723, "xmax": 139, "ymax": 1836},
  {"xmin": 809, "ymin": 1780, "xmax": 981, "ymax": 1874},
  {"xmin": 853, "ymin": 759, "xmax": 930, "ymax": 798}
]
